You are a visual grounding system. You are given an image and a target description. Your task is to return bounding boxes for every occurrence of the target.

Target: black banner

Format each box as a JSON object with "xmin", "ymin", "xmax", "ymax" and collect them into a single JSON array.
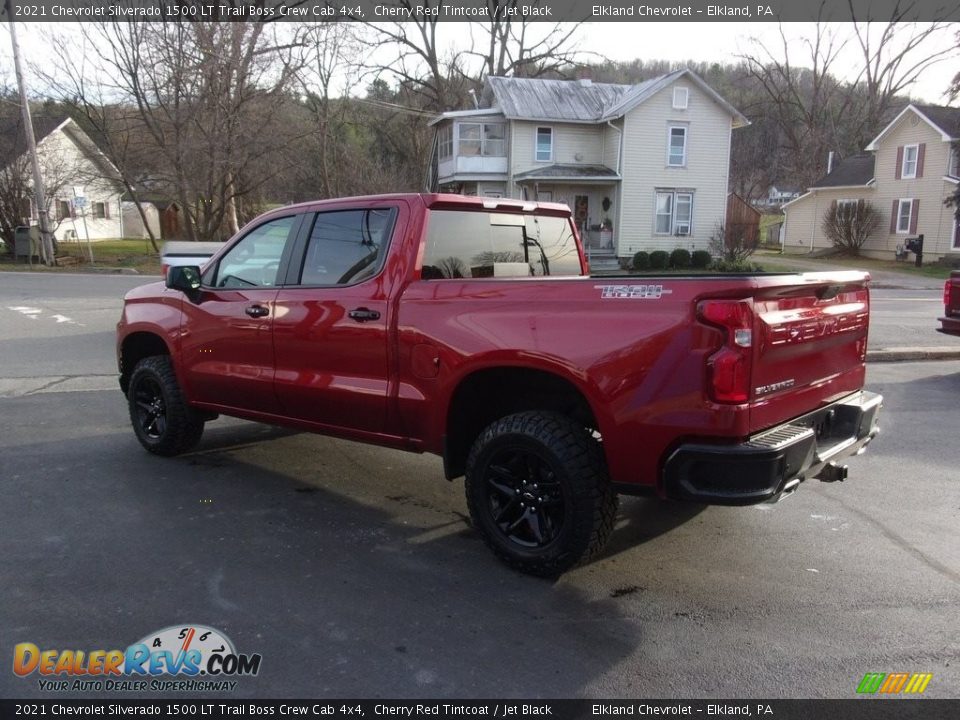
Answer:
[
  {"xmin": 1, "ymin": 0, "xmax": 958, "ymax": 23},
  {"xmin": 2, "ymin": 700, "xmax": 960, "ymax": 720}
]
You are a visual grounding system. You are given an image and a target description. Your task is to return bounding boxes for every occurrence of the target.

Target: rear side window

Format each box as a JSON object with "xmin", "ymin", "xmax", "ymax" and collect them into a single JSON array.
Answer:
[
  {"xmin": 299, "ymin": 208, "xmax": 397, "ymax": 286},
  {"xmin": 421, "ymin": 210, "xmax": 582, "ymax": 279}
]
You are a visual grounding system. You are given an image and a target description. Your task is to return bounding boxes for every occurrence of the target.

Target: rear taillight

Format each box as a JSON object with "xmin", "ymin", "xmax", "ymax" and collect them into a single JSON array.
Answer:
[
  {"xmin": 945, "ymin": 280, "xmax": 952, "ymax": 312},
  {"xmin": 161, "ymin": 263, "xmax": 169, "ymax": 278},
  {"xmin": 698, "ymin": 299, "xmax": 754, "ymax": 404}
]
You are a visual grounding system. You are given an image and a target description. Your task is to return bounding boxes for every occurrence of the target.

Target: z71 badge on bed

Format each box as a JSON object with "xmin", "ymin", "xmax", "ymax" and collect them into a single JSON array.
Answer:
[{"xmin": 596, "ymin": 284, "xmax": 672, "ymax": 299}]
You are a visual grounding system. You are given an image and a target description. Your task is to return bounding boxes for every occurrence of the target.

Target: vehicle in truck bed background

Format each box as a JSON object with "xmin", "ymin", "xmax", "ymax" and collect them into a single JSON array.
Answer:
[
  {"xmin": 117, "ymin": 194, "xmax": 882, "ymax": 575},
  {"xmin": 939, "ymin": 270, "xmax": 960, "ymax": 336}
]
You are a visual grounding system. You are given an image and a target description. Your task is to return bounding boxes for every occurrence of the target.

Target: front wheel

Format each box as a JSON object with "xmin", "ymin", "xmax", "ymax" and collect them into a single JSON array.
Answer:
[
  {"xmin": 464, "ymin": 411, "xmax": 618, "ymax": 576},
  {"xmin": 128, "ymin": 355, "xmax": 204, "ymax": 456}
]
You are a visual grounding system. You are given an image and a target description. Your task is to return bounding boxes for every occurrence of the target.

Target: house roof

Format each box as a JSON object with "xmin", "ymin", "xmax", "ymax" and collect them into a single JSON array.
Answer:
[
  {"xmin": 513, "ymin": 164, "xmax": 621, "ymax": 182},
  {"xmin": 0, "ymin": 115, "xmax": 70, "ymax": 163},
  {"xmin": 481, "ymin": 69, "xmax": 748, "ymax": 126},
  {"xmin": 865, "ymin": 103, "xmax": 960, "ymax": 150},
  {"xmin": 811, "ymin": 154, "xmax": 875, "ymax": 188}
]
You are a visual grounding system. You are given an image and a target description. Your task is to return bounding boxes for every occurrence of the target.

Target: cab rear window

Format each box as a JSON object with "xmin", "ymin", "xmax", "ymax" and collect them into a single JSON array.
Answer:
[{"xmin": 421, "ymin": 210, "xmax": 582, "ymax": 279}]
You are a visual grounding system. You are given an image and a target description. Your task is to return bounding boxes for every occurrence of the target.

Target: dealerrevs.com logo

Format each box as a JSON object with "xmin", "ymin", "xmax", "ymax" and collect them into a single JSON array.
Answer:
[{"xmin": 13, "ymin": 625, "xmax": 261, "ymax": 692}]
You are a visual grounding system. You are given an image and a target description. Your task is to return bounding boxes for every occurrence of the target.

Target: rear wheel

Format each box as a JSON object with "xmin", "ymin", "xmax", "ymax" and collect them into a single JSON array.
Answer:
[
  {"xmin": 465, "ymin": 411, "xmax": 618, "ymax": 576},
  {"xmin": 128, "ymin": 355, "xmax": 204, "ymax": 456}
]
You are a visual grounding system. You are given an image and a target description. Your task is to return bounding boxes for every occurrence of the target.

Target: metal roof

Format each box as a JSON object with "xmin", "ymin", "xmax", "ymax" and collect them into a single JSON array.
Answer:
[
  {"xmin": 482, "ymin": 69, "xmax": 748, "ymax": 127},
  {"xmin": 513, "ymin": 164, "xmax": 621, "ymax": 181}
]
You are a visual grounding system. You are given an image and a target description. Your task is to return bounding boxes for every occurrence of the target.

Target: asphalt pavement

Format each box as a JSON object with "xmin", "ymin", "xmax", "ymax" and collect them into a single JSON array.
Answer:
[{"xmin": 0, "ymin": 271, "xmax": 958, "ymax": 700}]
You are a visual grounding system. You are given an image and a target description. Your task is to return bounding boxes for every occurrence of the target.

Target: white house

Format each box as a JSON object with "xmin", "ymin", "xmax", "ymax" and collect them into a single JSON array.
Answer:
[
  {"xmin": 428, "ymin": 70, "xmax": 749, "ymax": 267},
  {"xmin": 783, "ymin": 104, "xmax": 960, "ymax": 261},
  {"xmin": 4, "ymin": 116, "xmax": 125, "ymax": 242}
]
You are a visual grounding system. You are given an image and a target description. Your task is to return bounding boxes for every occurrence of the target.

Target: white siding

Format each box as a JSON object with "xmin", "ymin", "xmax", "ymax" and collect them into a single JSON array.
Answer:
[
  {"xmin": 510, "ymin": 121, "xmax": 604, "ymax": 176},
  {"xmin": 617, "ymin": 83, "xmax": 733, "ymax": 257},
  {"xmin": 602, "ymin": 121, "xmax": 622, "ymax": 173},
  {"xmin": 35, "ymin": 125, "xmax": 123, "ymax": 241}
]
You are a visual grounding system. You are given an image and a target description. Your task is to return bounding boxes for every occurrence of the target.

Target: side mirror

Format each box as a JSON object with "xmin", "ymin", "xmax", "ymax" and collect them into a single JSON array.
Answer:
[{"xmin": 166, "ymin": 265, "xmax": 202, "ymax": 296}]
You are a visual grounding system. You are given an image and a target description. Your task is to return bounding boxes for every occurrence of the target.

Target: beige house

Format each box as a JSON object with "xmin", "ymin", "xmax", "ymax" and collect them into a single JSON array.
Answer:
[
  {"xmin": 783, "ymin": 104, "xmax": 960, "ymax": 261},
  {"xmin": 429, "ymin": 71, "xmax": 748, "ymax": 268}
]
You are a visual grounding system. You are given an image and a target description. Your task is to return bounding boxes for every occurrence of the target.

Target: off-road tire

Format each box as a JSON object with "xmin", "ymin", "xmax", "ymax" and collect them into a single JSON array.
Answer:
[
  {"xmin": 128, "ymin": 355, "xmax": 204, "ymax": 456},
  {"xmin": 465, "ymin": 411, "xmax": 618, "ymax": 576}
]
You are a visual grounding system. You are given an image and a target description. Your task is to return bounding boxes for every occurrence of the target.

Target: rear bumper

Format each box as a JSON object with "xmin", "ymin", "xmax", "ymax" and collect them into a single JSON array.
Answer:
[
  {"xmin": 663, "ymin": 390, "xmax": 882, "ymax": 505},
  {"xmin": 937, "ymin": 315, "xmax": 960, "ymax": 337}
]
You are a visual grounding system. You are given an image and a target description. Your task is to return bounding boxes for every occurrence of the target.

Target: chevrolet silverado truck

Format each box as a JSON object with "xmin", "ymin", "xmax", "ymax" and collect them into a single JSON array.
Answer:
[
  {"xmin": 117, "ymin": 194, "xmax": 882, "ymax": 575},
  {"xmin": 938, "ymin": 271, "xmax": 960, "ymax": 336}
]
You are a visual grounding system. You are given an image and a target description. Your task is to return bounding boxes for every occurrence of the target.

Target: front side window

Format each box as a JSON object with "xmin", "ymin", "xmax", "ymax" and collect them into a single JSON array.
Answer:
[
  {"xmin": 421, "ymin": 210, "xmax": 582, "ymax": 279},
  {"xmin": 902, "ymin": 144, "xmax": 918, "ymax": 178},
  {"xmin": 896, "ymin": 199, "xmax": 913, "ymax": 234},
  {"xmin": 668, "ymin": 126, "xmax": 687, "ymax": 167},
  {"xmin": 655, "ymin": 190, "xmax": 694, "ymax": 235},
  {"xmin": 536, "ymin": 127, "xmax": 553, "ymax": 162},
  {"xmin": 299, "ymin": 208, "xmax": 397, "ymax": 286},
  {"xmin": 213, "ymin": 216, "xmax": 296, "ymax": 288}
]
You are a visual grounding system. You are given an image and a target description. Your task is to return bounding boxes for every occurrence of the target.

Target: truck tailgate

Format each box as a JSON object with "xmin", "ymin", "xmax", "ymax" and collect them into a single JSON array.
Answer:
[{"xmin": 748, "ymin": 272, "xmax": 870, "ymax": 434}]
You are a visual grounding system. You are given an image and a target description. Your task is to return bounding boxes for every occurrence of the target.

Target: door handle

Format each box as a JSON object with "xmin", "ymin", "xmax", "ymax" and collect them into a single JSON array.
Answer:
[
  {"xmin": 245, "ymin": 304, "xmax": 269, "ymax": 318},
  {"xmin": 348, "ymin": 307, "xmax": 381, "ymax": 322}
]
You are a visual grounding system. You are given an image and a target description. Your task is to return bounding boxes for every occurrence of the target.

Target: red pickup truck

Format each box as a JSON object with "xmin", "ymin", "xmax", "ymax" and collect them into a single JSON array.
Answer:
[
  {"xmin": 117, "ymin": 194, "xmax": 882, "ymax": 575},
  {"xmin": 939, "ymin": 271, "xmax": 960, "ymax": 336}
]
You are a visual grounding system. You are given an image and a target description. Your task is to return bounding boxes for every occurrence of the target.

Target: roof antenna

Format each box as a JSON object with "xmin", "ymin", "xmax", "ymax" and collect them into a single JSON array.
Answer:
[{"xmin": 468, "ymin": 88, "xmax": 479, "ymax": 109}]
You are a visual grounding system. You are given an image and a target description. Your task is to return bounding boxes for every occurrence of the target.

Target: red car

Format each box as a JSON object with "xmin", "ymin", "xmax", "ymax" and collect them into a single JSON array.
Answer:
[
  {"xmin": 117, "ymin": 194, "xmax": 882, "ymax": 575},
  {"xmin": 939, "ymin": 271, "xmax": 960, "ymax": 336}
]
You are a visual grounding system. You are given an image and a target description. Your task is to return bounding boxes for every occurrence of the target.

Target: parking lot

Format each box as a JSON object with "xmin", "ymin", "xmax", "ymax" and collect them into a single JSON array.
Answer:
[{"xmin": 1, "ymin": 271, "xmax": 958, "ymax": 699}]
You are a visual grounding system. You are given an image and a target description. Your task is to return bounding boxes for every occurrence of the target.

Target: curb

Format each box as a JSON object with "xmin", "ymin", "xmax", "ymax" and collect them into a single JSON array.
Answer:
[{"xmin": 867, "ymin": 347, "xmax": 960, "ymax": 363}]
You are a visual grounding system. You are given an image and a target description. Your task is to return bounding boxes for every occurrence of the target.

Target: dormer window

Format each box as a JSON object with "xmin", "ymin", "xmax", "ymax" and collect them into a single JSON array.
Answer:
[{"xmin": 672, "ymin": 87, "xmax": 689, "ymax": 110}]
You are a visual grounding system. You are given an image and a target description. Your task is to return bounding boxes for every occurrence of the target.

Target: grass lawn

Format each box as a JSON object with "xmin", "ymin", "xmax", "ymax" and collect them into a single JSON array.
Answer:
[
  {"xmin": 0, "ymin": 238, "xmax": 161, "ymax": 275},
  {"xmin": 754, "ymin": 250, "xmax": 953, "ymax": 280}
]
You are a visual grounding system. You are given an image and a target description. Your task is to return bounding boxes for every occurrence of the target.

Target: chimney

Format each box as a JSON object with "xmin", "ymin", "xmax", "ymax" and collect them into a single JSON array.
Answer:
[
  {"xmin": 468, "ymin": 88, "xmax": 479, "ymax": 109},
  {"xmin": 827, "ymin": 151, "xmax": 835, "ymax": 174}
]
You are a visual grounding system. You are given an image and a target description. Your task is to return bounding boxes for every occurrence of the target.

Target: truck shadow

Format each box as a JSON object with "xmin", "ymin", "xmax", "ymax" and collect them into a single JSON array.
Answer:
[{"xmin": 603, "ymin": 497, "xmax": 706, "ymax": 558}]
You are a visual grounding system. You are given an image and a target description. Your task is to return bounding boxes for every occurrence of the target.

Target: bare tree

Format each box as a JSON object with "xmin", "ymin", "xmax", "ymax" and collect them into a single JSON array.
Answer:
[
  {"xmin": 48, "ymin": 21, "xmax": 308, "ymax": 242},
  {"xmin": 709, "ymin": 221, "xmax": 757, "ymax": 264},
  {"xmin": 468, "ymin": 3, "xmax": 592, "ymax": 80},
  {"xmin": 847, "ymin": 6, "xmax": 957, "ymax": 147},
  {"xmin": 821, "ymin": 199, "xmax": 881, "ymax": 253},
  {"xmin": 740, "ymin": 11, "xmax": 854, "ymax": 189}
]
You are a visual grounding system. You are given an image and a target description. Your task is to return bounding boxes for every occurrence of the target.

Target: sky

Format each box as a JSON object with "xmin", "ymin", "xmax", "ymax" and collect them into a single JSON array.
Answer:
[{"xmin": 1, "ymin": 21, "xmax": 957, "ymax": 104}]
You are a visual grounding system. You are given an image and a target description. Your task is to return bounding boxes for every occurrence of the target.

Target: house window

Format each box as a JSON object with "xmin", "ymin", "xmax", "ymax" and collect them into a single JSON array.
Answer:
[
  {"xmin": 954, "ymin": 216, "xmax": 960, "ymax": 250},
  {"xmin": 902, "ymin": 144, "xmax": 919, "ymax": 179},
  {"xmin": 536, "ymin": 127, "xmax": 553, "ymax": 162},
  {"xmin": 458, "ymin": 122, "xmax": 505, "ymax": 157},
  {"xmin": 672, "ymin": 87, "xmax": 689, "ymax": 110},
  {"xmin": 655, "ymin": 190, "xmax": 693, "ymax": 235},
  {"xmin": 896, "ymin": 198, "xmax": 913, "ymax": 233},
  {"xmin": 438, "ymin": 124, "xmax": 453, "ymax": 160},
  {"xmin": 949, "ymin": 149, "xmax": 959, "ymax": 178},
  {"xmin": 56, "ymin": 200, "xmax": 71, "ymax": 221},
  {"xmin": 667, "ymin": 126, "xmax": 687, "ymax": 167},
  {"xmin": 837, "ymin": 199, "xmax": 859, "ymax": 217},
  {"xmin": 93, "ymin": 202, "xmax": 107, "ymax": 219}
]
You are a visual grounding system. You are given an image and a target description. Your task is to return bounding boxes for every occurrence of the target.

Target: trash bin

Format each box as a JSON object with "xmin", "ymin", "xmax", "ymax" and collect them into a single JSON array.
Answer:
[{"xmin": 14, "ymin": 226, "xmax": 40, "ymax": 262}]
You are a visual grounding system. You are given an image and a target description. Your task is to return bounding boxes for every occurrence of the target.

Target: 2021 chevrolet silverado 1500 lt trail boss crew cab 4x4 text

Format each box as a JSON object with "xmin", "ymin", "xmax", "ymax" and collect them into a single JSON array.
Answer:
[{"xmin": 117, "ymin": 194, "xmax": 882, "ymax": 575}]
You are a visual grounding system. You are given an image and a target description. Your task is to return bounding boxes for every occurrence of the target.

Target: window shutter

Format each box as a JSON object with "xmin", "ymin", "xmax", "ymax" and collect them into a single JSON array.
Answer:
[
  {"xmin": 890, "ymin": 200, "xmax": 899, "ymax": 233},
  {"xmin": 104, "ymin": 202, "xmax": 111, "ymax": 220},
  {"xmin": 909, "ymin": 199, "xmax": 919, "ymax": 234},
  {"xmin": 916, "ymin": 143, "xmax": 925, "ymax": 178},
  {"xmin": 895, "ymin": 146, "xmax": 903, "ymax": 179},
  {"xmin": 70, "ymin": 202, "xmax": 76, "ymax": 219}
]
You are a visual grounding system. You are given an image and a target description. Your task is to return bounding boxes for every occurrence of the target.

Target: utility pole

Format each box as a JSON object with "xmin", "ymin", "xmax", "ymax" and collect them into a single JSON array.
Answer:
[{"xmin": 7, "ymin": 10, "xmax": 56, "ymax": 265}]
